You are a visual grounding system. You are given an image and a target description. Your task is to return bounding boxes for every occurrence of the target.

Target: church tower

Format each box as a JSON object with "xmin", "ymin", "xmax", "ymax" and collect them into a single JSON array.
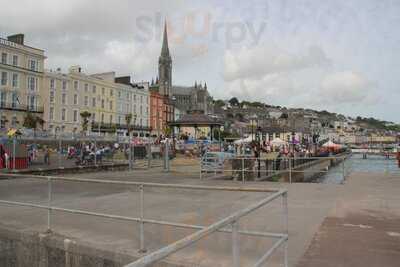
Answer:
[{"xmin": 158, "ymin": 21, "xmax": 172, "ymax": 97}]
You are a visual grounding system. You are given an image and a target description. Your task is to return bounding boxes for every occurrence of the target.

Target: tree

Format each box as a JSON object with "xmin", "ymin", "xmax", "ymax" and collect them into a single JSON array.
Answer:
[
  {"xmin": 213, "ymin": 99, "xmax": 225, "ymax": 108},
  {"xmin": 36, "ymin": 116, "xmax": 45, "ymax": 131},
  {"xmin": 228, "ymin": 97, "xmax": 239, "ymax": 107},
  {"xmin": 80, "ymin": 111, "xmax": 91, "ymax": 135},
  {"xmin": 23, "ymin": 113, "xmax": 37, "ymax": 129}
]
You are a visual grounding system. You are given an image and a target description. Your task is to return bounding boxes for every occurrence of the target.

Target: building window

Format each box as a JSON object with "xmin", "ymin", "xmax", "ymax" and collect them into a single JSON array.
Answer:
[
  {"xmin": 74, "ymin": 81, "xmax": 78, "ymax": 90},
  {"xmin": 118, "ymin": 91, "xmax": 121, "ymax": 98},
  {"xmin": 92, "ymin": 97, "xmax": 96, "ymax": 107},
  {"xmin": 73, "ymin": 110, "xmax": 78, "ymax": 122},
  {"xmin": 62, "ymin": 93, "xmax": 66, "ymax": 104},
  {"xmin": 28, "ymin": 77, "xmax": 36, "ymax": 91},
  {"xmin": 28, "ymin": 59, "xmax": 37, "ymax": 71},
  {"xmin": 12, "ymin": 73, "xmax": 18, "ymax": 88},
  {"xmin": 110, "ymin": 89, "xmax": 113, "ymax": 97},
  {"xmin": 49, "ymin": 91, "xmax": 55, "ymax": 103},
  {"xmin": 27, "ymin": 95, "xmax": 35, "ymax": 111},
  {"xmin": 1, "ymin": 72, "xmax": 7, "ymax": 86},
  {"xmin": 101, "ymin": 99, "xmax": 104, "ymax": 108},
  {"xmin": 140, "ymin": 95, "xmax": 143, "ymax": 103},
  {"xmin": 1, "ymin": 53, "xmax": 7, "ymax": 64},
  {"xmin": 92, "ymin": 113, "xmax": 96, "ymax": 122},
  {"xmin": 0, "ymin": 92, "xmax": 6, "ymax": 107},
  {"xmin": 101, "ymin": 87, "xmax": 105, "ymax": 95},
  {"xmin": 12, "ymin": 55, "xmax": 18, "ymax": 66},
  {"xmin": 101, "ymin": 113, "xmax": 104, "ymax": 123},
  {"xmin": 61, "ymin": 108, "xmax": 66, "ymax": 121},
  {"xmin": 49, "ymin": 107, "xmax": 54, "ymax": 120},
  {"xmin": 109, "ymin": 115, "xmax": 113, "ymax": 124},
  {"xmin": 84, "ymin": 96, "xmax": 88, "ymax": 106},
  {"xmin": 84, "ymin": 83, "xmax": 88, "ymax": 92},
  {"xmin": 92, "ymin": 85, "xmax": 96, "ymax": 94},
  {"xmin": 73, "ymin": 94, "xmax": 78, "ymax": 105},
  {"xmin": 62, "ymin": 80, "xmax": 67, "ymax": 90},
  {"xmin": 109, "ymin": 101, "xmax": 113, "ymax": 110},
  {"xmin": 11, "ymin": 92, "xmax": 17, "ymax": 108},
  {"xmin": 50, "ymin": 79, "xmax": 55, "ymax": 89},
  {"xmin": 134, "ymin": 95, "xmax": 136, "ymax": 101},
  {"xmin": 118, "ymin": 116, "xmax": 121, "ymax": 124}
]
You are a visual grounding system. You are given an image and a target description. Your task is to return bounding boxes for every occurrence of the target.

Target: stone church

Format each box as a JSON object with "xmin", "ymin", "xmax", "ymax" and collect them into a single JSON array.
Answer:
[{"xmin": 150, "ymin": 21, "xmax": 214, "ymax": 118}]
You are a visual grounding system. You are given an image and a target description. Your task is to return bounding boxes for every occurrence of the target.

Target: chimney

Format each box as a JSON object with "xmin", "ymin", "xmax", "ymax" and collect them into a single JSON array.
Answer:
[
  {"xmin": 7, "ymin": 34, "xmax": 25, "ymax": 45},
  {"xmin": 115, "ymin": 76, "xmax": 131, "ymax": 85}
]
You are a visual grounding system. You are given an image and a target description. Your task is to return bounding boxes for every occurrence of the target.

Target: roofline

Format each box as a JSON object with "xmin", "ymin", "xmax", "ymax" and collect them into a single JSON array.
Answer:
[{"xmin": 0, "ymin": 37, "xmax": 45, "ymax": 52}]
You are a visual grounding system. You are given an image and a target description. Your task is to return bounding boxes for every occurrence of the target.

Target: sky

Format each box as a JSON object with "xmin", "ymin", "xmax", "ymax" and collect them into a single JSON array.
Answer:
[{"xmin": 1, "ymin": 0, "xmax": 399, "ymax": 122}]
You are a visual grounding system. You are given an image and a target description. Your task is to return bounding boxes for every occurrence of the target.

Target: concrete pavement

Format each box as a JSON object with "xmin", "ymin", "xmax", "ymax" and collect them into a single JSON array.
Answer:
[{"xmin": 0, "ymin": 169, "xmax": 399, "ymax": 266}]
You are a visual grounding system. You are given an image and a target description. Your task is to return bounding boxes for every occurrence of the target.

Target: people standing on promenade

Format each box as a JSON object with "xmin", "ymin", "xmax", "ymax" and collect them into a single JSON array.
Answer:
[{"xmin": 44, "ymin": 147, "xmax": 50, "ymax": 165}]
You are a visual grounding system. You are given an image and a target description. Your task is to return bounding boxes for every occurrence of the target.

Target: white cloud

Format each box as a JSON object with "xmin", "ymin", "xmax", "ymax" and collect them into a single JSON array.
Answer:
[
  {"xmin": 319, "ymin": 71, "xmax": 370, "ymax": 103},
  {"xmin": 223, "ymin": 45, "xmax": 331, "ymax": 81}
]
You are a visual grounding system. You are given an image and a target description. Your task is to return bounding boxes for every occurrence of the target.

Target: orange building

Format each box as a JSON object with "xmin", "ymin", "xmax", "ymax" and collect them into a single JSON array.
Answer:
[{"xmin": 150, "ymin": 89, "xmax": 164, "ymax": 136}]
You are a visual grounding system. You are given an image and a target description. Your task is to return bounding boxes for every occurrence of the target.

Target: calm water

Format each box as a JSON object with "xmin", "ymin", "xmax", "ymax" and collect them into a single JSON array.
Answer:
[{"xmin": 320, "ymin": 154, "xmax": 400, "ymax": 184}]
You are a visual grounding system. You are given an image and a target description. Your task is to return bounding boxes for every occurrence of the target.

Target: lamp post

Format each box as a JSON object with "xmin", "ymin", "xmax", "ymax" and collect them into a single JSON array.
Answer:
[{"xmin": 256, "ymin": 126, "xmax": 262, "ymax": 178}]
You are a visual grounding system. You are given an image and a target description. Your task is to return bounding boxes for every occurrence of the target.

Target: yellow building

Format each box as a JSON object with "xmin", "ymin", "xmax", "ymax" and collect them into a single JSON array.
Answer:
[
  {"xmin": 0, "ymin": 34, "xmax": 46, "ymax": 132},
  {"xmin": 44, "ymin": 66, "xmax": 118, "ymax": 134}
]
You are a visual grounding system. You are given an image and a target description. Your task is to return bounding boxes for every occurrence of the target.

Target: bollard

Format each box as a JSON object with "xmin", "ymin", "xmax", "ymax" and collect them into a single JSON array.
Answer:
[{"xmin": 232, "ymin": 220, "xmax": 240, "ymax": 267}]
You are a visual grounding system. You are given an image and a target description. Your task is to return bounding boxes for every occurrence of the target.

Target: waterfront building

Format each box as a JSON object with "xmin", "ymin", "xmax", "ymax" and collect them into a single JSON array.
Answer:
[
  {"xmin": 44, "ymin": 68, "xmax": 150, "ymax": 136},
  {"xmin": 0, "ymin": 34, "xmax": 45, "ymax": 132}
]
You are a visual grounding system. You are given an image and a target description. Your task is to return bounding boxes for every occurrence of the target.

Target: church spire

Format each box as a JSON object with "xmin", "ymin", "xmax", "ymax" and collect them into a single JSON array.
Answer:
[{"xmin": 161, "ymin": 20, "xmax": 170, "ymax": 57}]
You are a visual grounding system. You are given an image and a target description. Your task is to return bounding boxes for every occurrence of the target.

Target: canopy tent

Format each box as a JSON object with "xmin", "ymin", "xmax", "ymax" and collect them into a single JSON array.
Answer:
[
  {"xmin": 233, "ymin": 134, "xmax": 256, "ymax": 145},
  {"xmin": 270, "ymin": 138, "xmax": 287, "ymax": 146},
  {"xmin": 322, "ymin": 140, "xmax": 342, "ymax": 149}
]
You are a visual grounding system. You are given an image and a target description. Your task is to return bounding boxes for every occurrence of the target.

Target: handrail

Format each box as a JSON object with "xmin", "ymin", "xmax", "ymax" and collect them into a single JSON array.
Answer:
[
  {"xmin": 0, "ymin": 173, "xmax": 289, "ymax": 267},
  {"xmin": 124, "ymin": 190, "xmax": 287, "ymax": 267}
]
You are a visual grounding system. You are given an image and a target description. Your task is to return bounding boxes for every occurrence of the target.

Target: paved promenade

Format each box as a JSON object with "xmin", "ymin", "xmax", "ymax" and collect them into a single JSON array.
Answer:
[{"xmin": 0, "ymin": 168, "xmax": 399, "ymax": 266}]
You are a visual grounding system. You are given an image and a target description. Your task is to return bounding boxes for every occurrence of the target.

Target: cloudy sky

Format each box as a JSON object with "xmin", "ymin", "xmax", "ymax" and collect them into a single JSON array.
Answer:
[{"xmin": 1, "ymin": 0, "xmax": 399, "ymax": 122}]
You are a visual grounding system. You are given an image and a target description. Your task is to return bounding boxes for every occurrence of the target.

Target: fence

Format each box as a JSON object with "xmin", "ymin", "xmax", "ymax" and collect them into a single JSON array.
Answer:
[
  {"xmin": 0, "ymin": 173, "xmax": 288, "ymax": 267},
  {"xmin": 199, "ymin": 154, "xmax": 351, "ymax": 183},
  {"xmin": 0, "ymin": 136, "xmax": 172, "ymax": 171}
]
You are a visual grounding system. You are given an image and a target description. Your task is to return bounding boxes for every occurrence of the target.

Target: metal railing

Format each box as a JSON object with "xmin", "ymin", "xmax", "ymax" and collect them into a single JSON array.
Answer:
[
  {"xmin": 199, "ymin": 154, "xmax": 351, "ymax": 183},
  {"xmin": 0, "ymin": 173, "xmax": 288, "ymax": 267}
]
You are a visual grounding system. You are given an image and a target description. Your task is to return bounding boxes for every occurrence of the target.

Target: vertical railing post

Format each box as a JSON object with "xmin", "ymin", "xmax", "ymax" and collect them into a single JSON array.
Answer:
[
  {"xmin": 139, "ymin": 184, "xmax": 146, "ymax": 253},
  {"xmin": 128, "ymin": 134, "xmax": 132, "ymax": 170},
  {"xmin": 232, "ymin": 220, "xmax": 240, "ymax": 267},
  {"xmin": 241, "ymin": 157, "xmax": 245, "ymax": 183},
  {"xmin": 282, "ymin": 191, "xmax": 289, "ymax": 267},
  {"xmin": 47, "ymin": 177, "xmax": 52, "ymax": 233},
  {"xmin": 12, "ymin": 136, "xmax": 16, "ymax": 170},
  {"xmin": 165, "ymin": 139, "xmax": 170, "ymax": 172},
  {"xmin": 58, "ymin": 136, "xmax": 62, "ymax": 168},
  {"xmin": 199, "ymin": 154, "xmax": 203, "ymax": 180},
  {"xmin": 288, "ymin": 158, "xmax": 292, "ymax": 184},
  {"xmin": 94, "ymin": 137, "xmax": 97, "ymax": 166},
  {"xmin": 342, "ymin": 157, "xmax": 345, "ymax": 181},
  {"xmin": 147, "ymin": 143, "xmax": 151, "ymax": 169}
]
